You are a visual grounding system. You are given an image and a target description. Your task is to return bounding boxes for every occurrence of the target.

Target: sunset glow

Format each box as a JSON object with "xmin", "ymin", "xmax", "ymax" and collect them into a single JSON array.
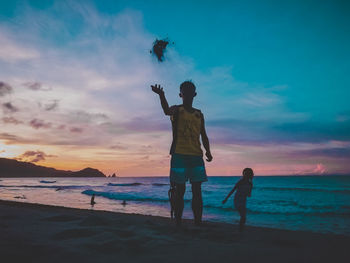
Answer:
[{"xmin": 0, "ymin": 0, "xmax": 349, "ymax": 176}]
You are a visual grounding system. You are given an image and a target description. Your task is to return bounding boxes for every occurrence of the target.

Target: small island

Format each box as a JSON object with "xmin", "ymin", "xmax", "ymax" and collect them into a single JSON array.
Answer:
[{"xmin": 0, "ymin": 158, "xmax": 105, "ymax": 178}]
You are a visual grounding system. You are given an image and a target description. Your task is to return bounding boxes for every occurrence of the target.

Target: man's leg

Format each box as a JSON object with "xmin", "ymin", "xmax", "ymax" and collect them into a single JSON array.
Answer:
[
  {"xmin": 191, "ymin": 182, "xmax": 203, "ymax": 226},
  {"xmin": 175, "ymin": 183, "xmax": 185, "ymax": 226}
]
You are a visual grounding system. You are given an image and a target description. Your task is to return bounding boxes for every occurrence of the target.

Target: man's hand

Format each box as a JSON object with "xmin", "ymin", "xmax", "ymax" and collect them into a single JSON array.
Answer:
[
  {"xmin": 205, "ymin": 151, "xmax": 213, "ymax": 162},
  {"xmin": 151, "ymin": 84, "xmax": 164, "ymax": 95}
]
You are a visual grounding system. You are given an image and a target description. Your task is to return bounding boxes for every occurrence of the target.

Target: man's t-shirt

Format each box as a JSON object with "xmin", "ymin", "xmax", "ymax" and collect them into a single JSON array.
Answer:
[{"xmin": 170, "ymin": 105, "xmax": 203, "ymax": 156}]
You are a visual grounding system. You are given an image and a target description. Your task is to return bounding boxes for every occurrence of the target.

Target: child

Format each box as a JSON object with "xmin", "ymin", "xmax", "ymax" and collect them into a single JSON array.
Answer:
[
  {"xmin": 151, "ymin": 81, "xmax": 213, "ymax": 226},
  {"xmin": 222, "ymin": 168, "xmax": 254, "ymax": 231}
]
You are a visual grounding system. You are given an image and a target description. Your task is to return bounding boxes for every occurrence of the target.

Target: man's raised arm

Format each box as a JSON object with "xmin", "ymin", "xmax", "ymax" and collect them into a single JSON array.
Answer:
[{"xmin": 151, "ymin": 84, "xmax": 176, "ymax": 116}]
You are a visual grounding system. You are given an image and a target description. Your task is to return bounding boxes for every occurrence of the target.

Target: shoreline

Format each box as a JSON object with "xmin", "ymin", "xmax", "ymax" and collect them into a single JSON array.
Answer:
[
  {"xmin": 1, "ymin": 200, "xmax": 349, "ymax": 263},
  {"xmin": 1, "ymin": 174, "xmax": 350, "ymax": 178},
  {"xmin": 1, "ymin": 175, "xmax": 350, "ymax": 237},
  {"xmin": 0, "ymin": 199, "xmax": 348, "ymax": 237}
]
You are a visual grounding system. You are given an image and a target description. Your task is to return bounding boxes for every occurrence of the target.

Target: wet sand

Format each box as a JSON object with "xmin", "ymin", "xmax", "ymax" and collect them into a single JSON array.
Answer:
[{"xmin": 0, "ymin": 200, "xmax": 348, "ymax": 263}]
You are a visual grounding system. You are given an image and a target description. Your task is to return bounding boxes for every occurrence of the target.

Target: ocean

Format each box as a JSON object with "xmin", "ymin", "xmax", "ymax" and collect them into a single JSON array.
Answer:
[{"xmin": 0, "ymin": 176, "xmax": 349, "ymax": 236}]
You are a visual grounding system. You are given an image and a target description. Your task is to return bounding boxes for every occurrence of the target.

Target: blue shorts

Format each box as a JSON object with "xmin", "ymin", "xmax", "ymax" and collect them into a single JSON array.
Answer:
[{"xmin": 170, "ymin": 153, "xmax": 207, "ymax": 184}]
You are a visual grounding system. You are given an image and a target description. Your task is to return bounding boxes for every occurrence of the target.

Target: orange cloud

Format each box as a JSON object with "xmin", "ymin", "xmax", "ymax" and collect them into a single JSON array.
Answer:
[
  {"xmin": 313, "ymin": 163, "xmax": 327, "ymax": 174},
  {"xmin": 15, "ymin": 150, "xmax": 57, "ymax": 163}
]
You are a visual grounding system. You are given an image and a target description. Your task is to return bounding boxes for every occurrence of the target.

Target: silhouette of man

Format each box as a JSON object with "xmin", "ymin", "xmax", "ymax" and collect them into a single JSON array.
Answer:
[{"xmin": 152, "ymin": 81, "xmax": 213, "ymax": 226}]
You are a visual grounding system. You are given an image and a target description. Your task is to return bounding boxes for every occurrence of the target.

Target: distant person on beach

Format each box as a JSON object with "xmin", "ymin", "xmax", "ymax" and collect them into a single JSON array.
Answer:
[
  {"xmin": 122, "ymin": 200, "xmax": 127, "ymax": 206},
  {"xmin": 151, "ymin": 81, "xmax": 213, "ymax": 226},
  {"xmin": 90, "ymin": 194, "xmax": 96, "ymax": 206},
  {"xmin": 222, "ymin": 168, "xmax": 254, "ymax": 232}
]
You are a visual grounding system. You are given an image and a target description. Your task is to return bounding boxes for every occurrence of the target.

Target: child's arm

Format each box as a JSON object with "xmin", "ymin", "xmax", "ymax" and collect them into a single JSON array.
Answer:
[
  {"xmin": 222, "ymin": 184, "xmax": 237, "ymax": 204},
  {"xmin": 248, "ymin": 182, "xmax": 253, "ymax": 197},
  {"xmin": 200, "ymin": 114, "xmax": 213, "ymax": 162},
  {"xmin": 151, "ymin": 84, "xmax": 177, "ymax": 116}
]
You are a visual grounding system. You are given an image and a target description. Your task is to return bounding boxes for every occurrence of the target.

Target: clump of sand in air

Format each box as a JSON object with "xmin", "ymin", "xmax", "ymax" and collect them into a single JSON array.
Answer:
[{"xmin": 150, "ymin": 38, "xmax": 174, "ymax": 62}]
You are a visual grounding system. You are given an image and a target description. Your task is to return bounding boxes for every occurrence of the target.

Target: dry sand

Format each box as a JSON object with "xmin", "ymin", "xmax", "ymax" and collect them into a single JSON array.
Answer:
[{"xmin": 0, "ymin": 200, "xmax": 349, "ymax": 263}]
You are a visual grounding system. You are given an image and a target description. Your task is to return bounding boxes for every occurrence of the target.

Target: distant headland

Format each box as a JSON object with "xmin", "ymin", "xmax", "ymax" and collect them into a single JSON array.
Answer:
[{"xmin": 0, "ymin": 158, "xmax": 105, "ymax": 178}]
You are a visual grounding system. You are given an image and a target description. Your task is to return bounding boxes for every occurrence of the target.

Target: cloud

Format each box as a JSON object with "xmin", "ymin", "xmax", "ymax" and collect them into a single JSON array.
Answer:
[
  {"xmin": 313, "ymin": 163, "xmax": 327, "ymax": 174},
  {"xmin": 70, "ymin": 127, "xmax": 83, "ymax": 133},
  {"xmin": 0, "ymin": 1, "xmax": 348, "ymax": 175},
  {"xmin": 15, "ymin": 150, "xmax": 57, "ymax": 163},
  {"xmin": 0, "ymin": 133, "xmax": 21, "ymax": 142},
  {"xmin": 29, "ymin": 119, "xmax": 52, "ymax": 129},
  {"xmin": 0, "ymin": 81, "xmax": 12, "ymax": 96},
  {"xmin": 0, "ymin": 32, "xmax": 40, "ymax": 62},
  {"xmin": 288, "ymin": 147, "xmax": 350, "ymax": 159},
  {"xmin": 23, "ymin": 81, "xmax": 50, "ymax": 91},
  {"xmin": 0, "ymin": 3, "xmax": 180, "ymax": 150},
  {"xmin": 110, "ymin": 143, "xmax": 128, "ymax": 150},
  {"xmin": 239, "ymin": 92, "xmax": 282, "ymax": 107},
  {"xmin": 24, "ymin": 82, "xmax": 41, "ymax": 90},
  {"xmin": 2, "ymin": 117, "xmax": 23, "ymax": 124},
  {"xmin": 207, "ymin": 118, "xmax": 350, "ymax": 145},
  {"xmin": 43, "ymin": 100, "xmax": 59, "ymax": 111},
  {"xmin": 123, "ymin": 117, "xmax": 170, "ymax": 133},
  {"xmin": 2, "ymin": 102, "xmax": 19, "ymax": 113},
  {"xmin": 0, "ymin": 133, "xmax": 36, "ymax": 144},
  {"xmin": 68, "ymin": 110, "xmax": 108, "ymax": 124}
]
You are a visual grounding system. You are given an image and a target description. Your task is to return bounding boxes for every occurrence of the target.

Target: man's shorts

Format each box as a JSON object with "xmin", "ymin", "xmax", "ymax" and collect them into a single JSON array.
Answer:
[{"xmin": 170, "ymin": 153, "xmax": 207, "ymax": 184}]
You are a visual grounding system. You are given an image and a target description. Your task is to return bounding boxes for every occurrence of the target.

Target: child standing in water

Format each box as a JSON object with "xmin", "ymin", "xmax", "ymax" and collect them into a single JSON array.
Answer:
[
  {"xmin": 151, "ymin": 81, "xmax": 213, "ymax": 226},
  {"xmin": 222, "ymin": 168, "xmax": 254, "ymax": 231}
]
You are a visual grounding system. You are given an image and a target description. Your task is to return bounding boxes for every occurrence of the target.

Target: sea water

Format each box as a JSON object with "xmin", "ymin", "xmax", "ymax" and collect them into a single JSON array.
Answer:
[{"xmin": 0, "ymin": 176, "xmax": 349, "ymax": 235}]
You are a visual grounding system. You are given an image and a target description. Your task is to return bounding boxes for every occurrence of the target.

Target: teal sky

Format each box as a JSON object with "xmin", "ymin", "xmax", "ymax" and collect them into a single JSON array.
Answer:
[
  {"xmin": 0, "ymin": 0, "xmax": 349, "ymax": 175},
  {"xmin": 2, "ymin": 0, "xmax": 348, "ymax": 118}
]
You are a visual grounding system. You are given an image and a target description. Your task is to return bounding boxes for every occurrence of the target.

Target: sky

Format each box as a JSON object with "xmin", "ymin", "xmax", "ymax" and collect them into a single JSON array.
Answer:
[{"xmin": 0, "ymin": 0, "xmax": 349, "ymax": 176}]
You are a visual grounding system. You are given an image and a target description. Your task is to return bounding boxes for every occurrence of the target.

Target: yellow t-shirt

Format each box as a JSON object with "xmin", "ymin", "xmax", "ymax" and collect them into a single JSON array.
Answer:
[{"xmin": 170, "ymin": 106, "xmax": 203, "ymax": 156}]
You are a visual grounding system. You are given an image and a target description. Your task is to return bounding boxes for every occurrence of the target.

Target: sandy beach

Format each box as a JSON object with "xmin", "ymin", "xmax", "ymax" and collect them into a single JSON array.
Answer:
[{"xmin": 0, "ymin": 200, "xmax": 348, "ymax": 263}]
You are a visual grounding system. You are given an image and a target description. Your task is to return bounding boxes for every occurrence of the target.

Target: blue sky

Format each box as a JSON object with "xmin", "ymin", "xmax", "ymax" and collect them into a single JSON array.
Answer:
[{"xmin": 0, "ymin": 0, "xmax": 349, "ymax": 175}]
